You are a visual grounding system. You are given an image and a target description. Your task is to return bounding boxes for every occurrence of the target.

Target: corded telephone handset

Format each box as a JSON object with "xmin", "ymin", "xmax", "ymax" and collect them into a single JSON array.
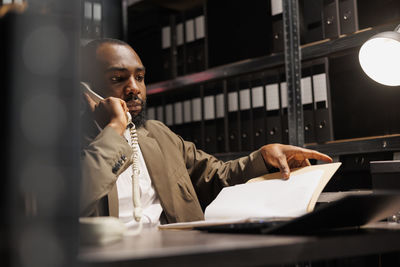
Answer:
[
  {"xmin": 80, "ymin": 81, "xmax": 142, "ymax": 229},
  {"xmin": 80, "ymin": 81, "xmax": 132, "ymax": 122}
]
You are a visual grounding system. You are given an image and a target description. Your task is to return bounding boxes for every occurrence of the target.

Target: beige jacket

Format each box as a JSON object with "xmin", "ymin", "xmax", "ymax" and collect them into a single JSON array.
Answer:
[{"xmin": 80, "ymin": 119, "xmax": 269, "ymax": 223}]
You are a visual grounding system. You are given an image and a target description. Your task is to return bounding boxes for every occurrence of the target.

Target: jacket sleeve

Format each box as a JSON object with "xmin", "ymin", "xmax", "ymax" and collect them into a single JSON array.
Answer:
[
  {"xmin": 180, "ymin": 138, "xmax": 270, "ymax": 208},
  {"xmin": 80, "ymin": 126, "xmax": 133, "ymax": 217}
]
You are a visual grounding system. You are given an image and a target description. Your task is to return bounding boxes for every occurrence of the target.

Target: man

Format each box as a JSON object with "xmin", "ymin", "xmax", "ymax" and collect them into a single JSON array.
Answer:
[{"xmin": 80, "ymin": 38, "xmax": 332, "ymax": 226}]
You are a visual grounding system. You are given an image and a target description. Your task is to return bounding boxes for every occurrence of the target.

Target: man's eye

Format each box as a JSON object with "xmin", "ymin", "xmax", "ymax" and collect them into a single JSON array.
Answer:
[
  {"xmin": 136, "ymin": 75, "xmax": 144, "ymax": 82},
  {"xmin": 111, "ymin": 76, "xmax": 121, "ymax": 82}
]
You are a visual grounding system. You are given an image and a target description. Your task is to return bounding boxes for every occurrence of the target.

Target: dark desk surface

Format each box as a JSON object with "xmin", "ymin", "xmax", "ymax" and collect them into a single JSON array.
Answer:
[{"xmin": 79, "ymin": 223, "xmax": 400, "ymax": 267}]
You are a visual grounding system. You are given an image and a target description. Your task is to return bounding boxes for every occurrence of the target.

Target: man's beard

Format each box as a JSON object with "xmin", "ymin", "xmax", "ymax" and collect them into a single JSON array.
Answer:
[
  {"xmin": 125, "ymin": 93, "xmax": 146, "ymax": 128},
  {"xmin": 131, "ymin": 101, "xmax": 146, "ymax": 129}
]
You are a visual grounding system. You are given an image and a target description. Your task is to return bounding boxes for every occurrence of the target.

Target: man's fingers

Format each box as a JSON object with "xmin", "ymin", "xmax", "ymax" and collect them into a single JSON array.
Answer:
[
  {"xmin": 300, "ymin": 148, "xmax": 333, "ymax": 163},
  {"xmin": 303, "ymin": 158, "xmax": 311, "ymax": 167},
  {"xmin": 278, "ymin": 156, "xmax": 290, "ymax": 179},
  {"xmin": 118, "ymin": 99, "xmax": 131, "ymax": 122},
  {"xmin": 84, "ymin": 92, "xmax": 97, "ymax": 112},
  {"xmin": 120, "ymin": 99, "xmax": 129, "ymax": 113}
]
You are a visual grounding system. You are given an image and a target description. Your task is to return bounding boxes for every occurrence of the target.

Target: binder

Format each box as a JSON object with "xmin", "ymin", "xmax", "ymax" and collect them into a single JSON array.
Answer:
[
  {"xmin": 185, "ymin": 18, "xmax": 196, "ymax": 74},
  {"xmin": 82, "ymin": 1, "xmax": 93, "ymax": 38},
  {"xmin": 299, "ymin": 0, "xmax": 324, "ymax": 44},
  {"xmin": 301, "ymin": 73, "xmax": 316, "ymax": 144},
  {"xmin": 239, "ymin": 86, "xmax": 253, "ymax": 152},
  {"xmin": 279, "ymin": 81, "xmax": 289, "ymax": 144},
  {"xmin": 181, "ymin": 99, "xmax": 193, "ymax": 142},
  {"xmin": 176, "ymin": 21, "xmax": 185, "ymax": 76},
  {"xmin": 150, "ymin": 95, "xmax": 164, "ymax": 124},
  {"xmin": 82, "ymin": 1, "xmax": 102, "ymax": 39},
  {"xmin": 92, "ymin": 2, "xmax": 102, "ymax": 38},
  {"xmin": 215, "ymin": 93, "xmax": 226, "ymax": 153},
  {"xmin": 270, "ymin": 0, "xmax": 284, "ymax": 53},
  {"xmin": 191, "ymin": 97, "xmax": 203, "ymax": 148},
  {"xmin": 172, "ymin": 101, "xmax": 184, "ymax": 137},
  {"xmin": 251, "ymin": 80, "xmax": 267, "ymax": 149},
  {"xmin": 322, "ymin": 0, "xmax": 340, "ymax": 39},
  {"xmin": 156, "ymin": 105, "xmax": 164, "ymax": 124},
  {"xmin": 312, "ymin": 70, "xmax": 333, "ymax": 143},
  {"xmin": 194, "ymin": 14, "xmax": 206, "ymax": 72},
  {"xmin": 165, "ymin": 103, "xmax": 174, "ymax": 129},
  {"xmin": 203, "ymin": 84, "xmax": 218, "ymax": 153},
  {"xmin": 227, "ymin": 82, "xmax": 240, "ymax": 152},
  {"xmin": 161, "ymin": 25, "xmax": 172, "ymax": 80},
  {"xmin": 265, "ymin": 82, "xmax": 283, "ymax": 144},
  {"xmin": 182, "ymin": 13, "xmax": 207, "ymax": 73},
  {"xmin": 203, "ymin": 95, "xmax": 217, "ymax": 154},
  {"xmin": 338, "ymin": 0, "xmax": 358, "ymax": 35},
  {"xmin": 173, "ymin": 97, "xmax": 193, "ymax": 143},
  {"xmin": 147, "ymin": 107, "xmax": 156, "ymax": 121}
]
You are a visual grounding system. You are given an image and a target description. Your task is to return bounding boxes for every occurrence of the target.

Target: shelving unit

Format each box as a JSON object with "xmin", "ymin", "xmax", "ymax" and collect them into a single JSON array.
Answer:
[
  {"xmin": 147, "ymin": 23, "xmax": 397, "ymax": 94},
  {"xmin": 126, "ymin": 0, "xmax": 400, "ymax": 191},
  {"xmin": 145, "ymin": 21, "xmax": 400, "ymax": 151}
]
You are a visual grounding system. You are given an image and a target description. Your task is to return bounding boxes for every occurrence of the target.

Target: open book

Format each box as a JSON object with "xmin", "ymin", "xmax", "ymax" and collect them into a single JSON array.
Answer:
[{"xmin": 159, "ymin": 162, "xmax": 342, "ymax": 230}]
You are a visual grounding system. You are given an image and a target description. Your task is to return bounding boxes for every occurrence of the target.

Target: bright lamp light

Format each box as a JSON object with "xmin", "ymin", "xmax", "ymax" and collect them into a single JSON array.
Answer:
[{"xmin": 359, "ymin": 25, "xmax": 400, "ymax": 86}]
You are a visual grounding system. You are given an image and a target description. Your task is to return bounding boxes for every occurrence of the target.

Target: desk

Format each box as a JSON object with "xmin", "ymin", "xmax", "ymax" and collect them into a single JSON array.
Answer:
[{"xmin": 79, "ymin": 223, "xmax": 400, "ymax": 267}]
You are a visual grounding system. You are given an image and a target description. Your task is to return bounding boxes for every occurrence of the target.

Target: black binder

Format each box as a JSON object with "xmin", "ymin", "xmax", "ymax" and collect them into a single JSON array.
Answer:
[
  {"xmin": 251, "ymin": 74, "xmax": 267, "ymax": 150},
  {"xmin": 265, "ymin": 77, "xmax": 284, "ymax": 144},
  {"xmin": 238, "ymin": 78, "xmax": 253, "ymax": 152},
  {"xmin": 299, "ymin": 0, "xmax": 324, "ymax": 44},
  {"xmin": 339, "ymin": 0, "xmax": 359, "ymax": 35},
  {"xmin": 203, "ymin": 94, "xmax": 217, "ymax": 154},
  {"xmin": 312, "ymin": 63, "xmax": 333, "ymax": 143},
  {"xmin": 227, "ymin": 80, "xmax": 240, "ymax": 152},
  {"xmin": 322, "ymin": 0, "xmax": 340, "ymax": 39}
]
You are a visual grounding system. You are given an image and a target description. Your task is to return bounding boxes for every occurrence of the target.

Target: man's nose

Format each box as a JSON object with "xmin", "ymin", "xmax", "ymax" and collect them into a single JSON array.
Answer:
[{"xmin": 125, "ymin": 76, "xmax": 140, "ymax": 95}]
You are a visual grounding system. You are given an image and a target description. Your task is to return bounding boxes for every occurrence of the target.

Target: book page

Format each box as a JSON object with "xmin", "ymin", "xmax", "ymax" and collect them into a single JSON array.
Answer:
[
  {"xmin": 159, "ymin": 163, "xmax": 341, "ymax": 230},
  {"xmin": 205, "ymin": 170, "xmax": 324, "ymax": 220},
  {"xmin": 248, "ymin": 162, "xmax": 342, "ymax": 212}
]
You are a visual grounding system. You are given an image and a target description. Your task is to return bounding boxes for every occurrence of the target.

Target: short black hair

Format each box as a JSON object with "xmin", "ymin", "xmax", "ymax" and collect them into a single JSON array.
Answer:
[{"xmin": 80, "ymin": 38, "xmax": 130, "ymax": 83}]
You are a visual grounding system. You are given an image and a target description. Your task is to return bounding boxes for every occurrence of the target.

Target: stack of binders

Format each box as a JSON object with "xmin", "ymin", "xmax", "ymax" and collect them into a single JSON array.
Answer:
[{"xmin": 322, "ymin": 0, "xmax": 359, "ymax": 39}]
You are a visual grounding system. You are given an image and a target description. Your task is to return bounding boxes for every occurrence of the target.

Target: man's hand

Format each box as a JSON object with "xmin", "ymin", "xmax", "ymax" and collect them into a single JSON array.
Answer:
[
  {"xmin": 260, "ymin": 144, "xmax": 333, "ymax": 179},
  {"xmin": 84, "ymin": 93, "xmax": 129, "ymax": 136}
]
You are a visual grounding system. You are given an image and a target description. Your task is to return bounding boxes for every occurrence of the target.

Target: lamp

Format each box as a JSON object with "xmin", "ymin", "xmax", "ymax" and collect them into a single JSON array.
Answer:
[{"xmin": 359, "ymin": 24, "xmax": 400, "ymax": 86}]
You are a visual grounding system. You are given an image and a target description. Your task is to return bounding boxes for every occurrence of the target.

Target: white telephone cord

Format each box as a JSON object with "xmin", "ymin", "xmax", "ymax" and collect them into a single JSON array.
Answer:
[{"xmin": 125, "ymin": 121, "xmax": 143, "ymax": 236}]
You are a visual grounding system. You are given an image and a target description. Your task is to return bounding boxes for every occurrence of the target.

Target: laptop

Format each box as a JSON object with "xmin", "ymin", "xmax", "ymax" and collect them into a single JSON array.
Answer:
[{"xmin": 194, "ymin": 192, "xmax": 400, "ymax": 235}]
